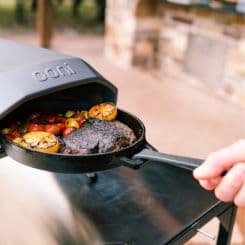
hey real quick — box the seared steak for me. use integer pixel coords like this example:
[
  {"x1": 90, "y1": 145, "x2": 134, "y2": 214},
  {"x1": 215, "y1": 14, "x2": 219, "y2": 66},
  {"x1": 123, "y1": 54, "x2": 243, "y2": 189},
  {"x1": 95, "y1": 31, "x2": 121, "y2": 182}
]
[{"x1": 61, "y1": 119, "x2": 136, "y2": 154}]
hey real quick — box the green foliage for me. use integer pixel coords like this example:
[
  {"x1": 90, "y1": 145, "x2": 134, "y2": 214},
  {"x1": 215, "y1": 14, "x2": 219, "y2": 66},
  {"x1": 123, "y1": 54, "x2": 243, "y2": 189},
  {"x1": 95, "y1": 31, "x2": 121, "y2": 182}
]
[
  {"x1": 0, "y1": 2, "x2": 35, "y2": 29},
  {"x1": 0, "y1": 1, "x2": 104, "y2": 33},
  {"x1": 54, "y1": 1, "x2": 103, "y2": 32}
]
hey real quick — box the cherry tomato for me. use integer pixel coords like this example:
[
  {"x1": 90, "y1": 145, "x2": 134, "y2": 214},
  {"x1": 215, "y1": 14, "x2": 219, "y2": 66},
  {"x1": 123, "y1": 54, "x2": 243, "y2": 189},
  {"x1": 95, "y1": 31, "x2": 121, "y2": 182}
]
[
  {"x1": 62, "y1": 127, "x2": 75, "y2": 137},
  {"x1": 5, "y1": 131, "x2": 21, "y2": 141},
  {"x1": 27, "y1": 124, "x2": 44, "y2": 132},
  {"x1": 57, "y1": 117, "x2": 66, "y2": 124},
  {"x1": 75, "y1": 116, "x2": 86, "y2": 127},
  {"x1": 44, "y1": 124, "x2": 60, "y2": 135},
  {"x1": 5, "y1": 134, "x2": 15, "y2": 141},
  {"x1": 12, "y1": 131, "x2": 21, "y2": 139},
  {"x1": 46, "y1": 115, "x2": 57, "y2": 124},
  {"x1": 57, "y1": 123, "x2": 66, "y2": 131}
]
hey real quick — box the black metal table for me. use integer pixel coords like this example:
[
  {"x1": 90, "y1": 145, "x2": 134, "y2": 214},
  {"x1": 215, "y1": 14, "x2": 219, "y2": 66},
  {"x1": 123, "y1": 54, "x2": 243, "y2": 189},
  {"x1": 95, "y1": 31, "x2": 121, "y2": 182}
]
[
  {"x1": 0, "y1": 158, "x2": 236, "y2": 245},
  {"x1": 55, "y1": 161, "x2": 236, "y2": 245}
]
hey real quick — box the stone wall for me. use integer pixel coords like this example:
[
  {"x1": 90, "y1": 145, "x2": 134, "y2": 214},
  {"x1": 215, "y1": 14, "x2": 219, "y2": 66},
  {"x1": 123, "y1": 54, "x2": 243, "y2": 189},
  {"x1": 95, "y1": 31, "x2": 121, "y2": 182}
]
[
  {"x1": 158, "y1": 4, "x2": 245, "y2": 102},
  {"x1": 105, "y1": 0, "x2": 245, "y2": 104}
]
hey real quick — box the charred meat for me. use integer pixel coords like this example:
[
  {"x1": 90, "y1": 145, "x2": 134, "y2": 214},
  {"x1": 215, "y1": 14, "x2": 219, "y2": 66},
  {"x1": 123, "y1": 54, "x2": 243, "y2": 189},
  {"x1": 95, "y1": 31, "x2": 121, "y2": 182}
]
[{"x1": 61, "y1": 119, "x2": 136, "y2": 154}]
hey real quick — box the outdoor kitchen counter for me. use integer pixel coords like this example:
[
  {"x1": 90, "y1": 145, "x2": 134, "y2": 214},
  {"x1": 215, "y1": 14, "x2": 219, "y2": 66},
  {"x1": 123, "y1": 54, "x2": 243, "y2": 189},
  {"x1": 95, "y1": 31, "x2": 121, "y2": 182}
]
[{"x1": 0, "y1": 156, "x2": 235, "y2": 245}]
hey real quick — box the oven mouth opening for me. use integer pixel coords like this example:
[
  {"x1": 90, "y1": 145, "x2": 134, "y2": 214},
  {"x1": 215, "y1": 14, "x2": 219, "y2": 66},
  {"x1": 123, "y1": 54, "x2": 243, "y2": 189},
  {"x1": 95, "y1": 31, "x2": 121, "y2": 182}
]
[{"x1": 2, "y1": 81, "x2": 116, "y2": 123}]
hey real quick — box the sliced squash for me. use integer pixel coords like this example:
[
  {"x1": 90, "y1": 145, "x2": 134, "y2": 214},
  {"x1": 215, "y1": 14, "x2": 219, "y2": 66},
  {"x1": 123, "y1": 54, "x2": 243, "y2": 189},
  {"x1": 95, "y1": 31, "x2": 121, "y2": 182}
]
[
  {"x1": 89, "y1": 103, "x2": 117, "y2": 121},
  {"x1": 16, "y1": 131, "x2": 60, "y2": 153}
]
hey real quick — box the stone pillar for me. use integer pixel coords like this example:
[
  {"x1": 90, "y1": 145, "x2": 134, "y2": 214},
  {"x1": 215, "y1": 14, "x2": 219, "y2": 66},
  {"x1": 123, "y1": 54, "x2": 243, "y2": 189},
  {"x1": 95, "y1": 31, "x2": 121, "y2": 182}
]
[{"x1": 105, "y1": 0, "x2": 162, "y2": 69}]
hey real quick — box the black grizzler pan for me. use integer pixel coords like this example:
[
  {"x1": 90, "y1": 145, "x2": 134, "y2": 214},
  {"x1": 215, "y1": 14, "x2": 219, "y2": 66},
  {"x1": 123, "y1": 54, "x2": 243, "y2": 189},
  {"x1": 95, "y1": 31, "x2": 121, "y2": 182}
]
[{"x1": 1, "y1": 109, "x2": 203, "y2": 173}]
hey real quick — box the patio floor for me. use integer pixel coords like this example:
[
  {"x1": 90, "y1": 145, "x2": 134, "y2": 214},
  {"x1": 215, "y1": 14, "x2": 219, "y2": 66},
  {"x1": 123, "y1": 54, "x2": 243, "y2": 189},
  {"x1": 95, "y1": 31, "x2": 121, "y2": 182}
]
[{"x1": 1, "y1": 30, "x2": 245, "y2": 244}]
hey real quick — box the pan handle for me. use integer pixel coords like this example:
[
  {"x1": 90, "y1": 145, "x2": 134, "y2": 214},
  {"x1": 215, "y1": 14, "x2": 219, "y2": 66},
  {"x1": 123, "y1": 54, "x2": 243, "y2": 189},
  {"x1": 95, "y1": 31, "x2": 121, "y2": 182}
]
[{"x1": 132, "y1": 149, "x2": 203, "y2": 171}]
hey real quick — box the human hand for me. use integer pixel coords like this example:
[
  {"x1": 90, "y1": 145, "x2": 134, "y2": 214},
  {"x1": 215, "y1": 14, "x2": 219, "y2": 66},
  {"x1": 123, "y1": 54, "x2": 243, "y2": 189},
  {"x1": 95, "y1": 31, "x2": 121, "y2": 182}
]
[{"x1": 193, "y1": 140, "x2": 245, "y2": 207}]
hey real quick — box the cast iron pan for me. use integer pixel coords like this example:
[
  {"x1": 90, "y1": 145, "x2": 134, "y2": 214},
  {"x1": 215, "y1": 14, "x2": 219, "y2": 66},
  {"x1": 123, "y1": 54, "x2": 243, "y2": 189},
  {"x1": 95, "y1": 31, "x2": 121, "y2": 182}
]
[{"x1": 0, "y1": 109, "x2": 203, "y2": 173}]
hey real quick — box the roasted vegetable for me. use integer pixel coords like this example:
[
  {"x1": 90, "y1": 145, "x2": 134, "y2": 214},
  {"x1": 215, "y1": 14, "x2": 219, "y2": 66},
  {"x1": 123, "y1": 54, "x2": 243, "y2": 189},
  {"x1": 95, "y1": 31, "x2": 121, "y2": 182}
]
[
  {"x1": 2, "y1": 103, "x2": 121, "y2": 154},
  {"x1": 27, "y1": 123, "x2": 44, "y2": 132},
  {"x1": 16, "y1": 131, "x2": 60, "y2": 153},
  {"x1": 75, "y1": 116, "x2": 86, "y2": 127},
  {"x1": 3, "y1": 128, "x2": 21, "y2": 140},
  {"x1": 65, "y1": 118, "x2": 80, "y2": 129},
  {"x1": 80, "y1": 111, "x2": 89, "y2": 119},
  {"x1": 62, "y1": 127, "x2": 76, "y2": 137},
  {"x1": 44, "y1": 124, "x2": 60, "y2": 135},
  {"x1": 13, "y1": 137, "x2": 23, "y2": 144},
  {"x1": 2, "y1": 128, "x2": 12, "y2": 135},
  {"x1": 89, "y1": 103, "x2": 117, "y2": 121},
  {"x1": 65, "y1": 110, "x2": 75, "y2": 118},
  {"x1": 57, "y1": 122, "x2": 66, "y2": 131},
  {"x1": 45, "y1": 115, "x2": 57, "y2": 124}
]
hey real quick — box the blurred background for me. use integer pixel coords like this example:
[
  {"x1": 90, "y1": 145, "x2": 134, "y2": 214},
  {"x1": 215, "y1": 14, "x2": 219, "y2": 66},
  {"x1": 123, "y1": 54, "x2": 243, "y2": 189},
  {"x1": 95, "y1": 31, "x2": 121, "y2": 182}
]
[{"x1": 0, "y1": 0, "x2": 245, "y2": 244}]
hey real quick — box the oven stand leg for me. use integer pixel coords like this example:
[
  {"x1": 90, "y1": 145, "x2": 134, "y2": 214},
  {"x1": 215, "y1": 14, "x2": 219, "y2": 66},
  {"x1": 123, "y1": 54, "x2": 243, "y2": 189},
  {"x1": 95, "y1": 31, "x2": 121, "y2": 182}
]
[{"x1": 216, "y1": 205, "x2": 237, "y2": 245}]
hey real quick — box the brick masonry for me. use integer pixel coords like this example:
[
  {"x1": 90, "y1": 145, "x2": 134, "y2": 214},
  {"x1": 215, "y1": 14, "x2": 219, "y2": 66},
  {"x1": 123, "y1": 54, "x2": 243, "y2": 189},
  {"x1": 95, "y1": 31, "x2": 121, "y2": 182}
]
[{"x1": 105, "y1": 0, "x2": 245, "y2": 105}]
